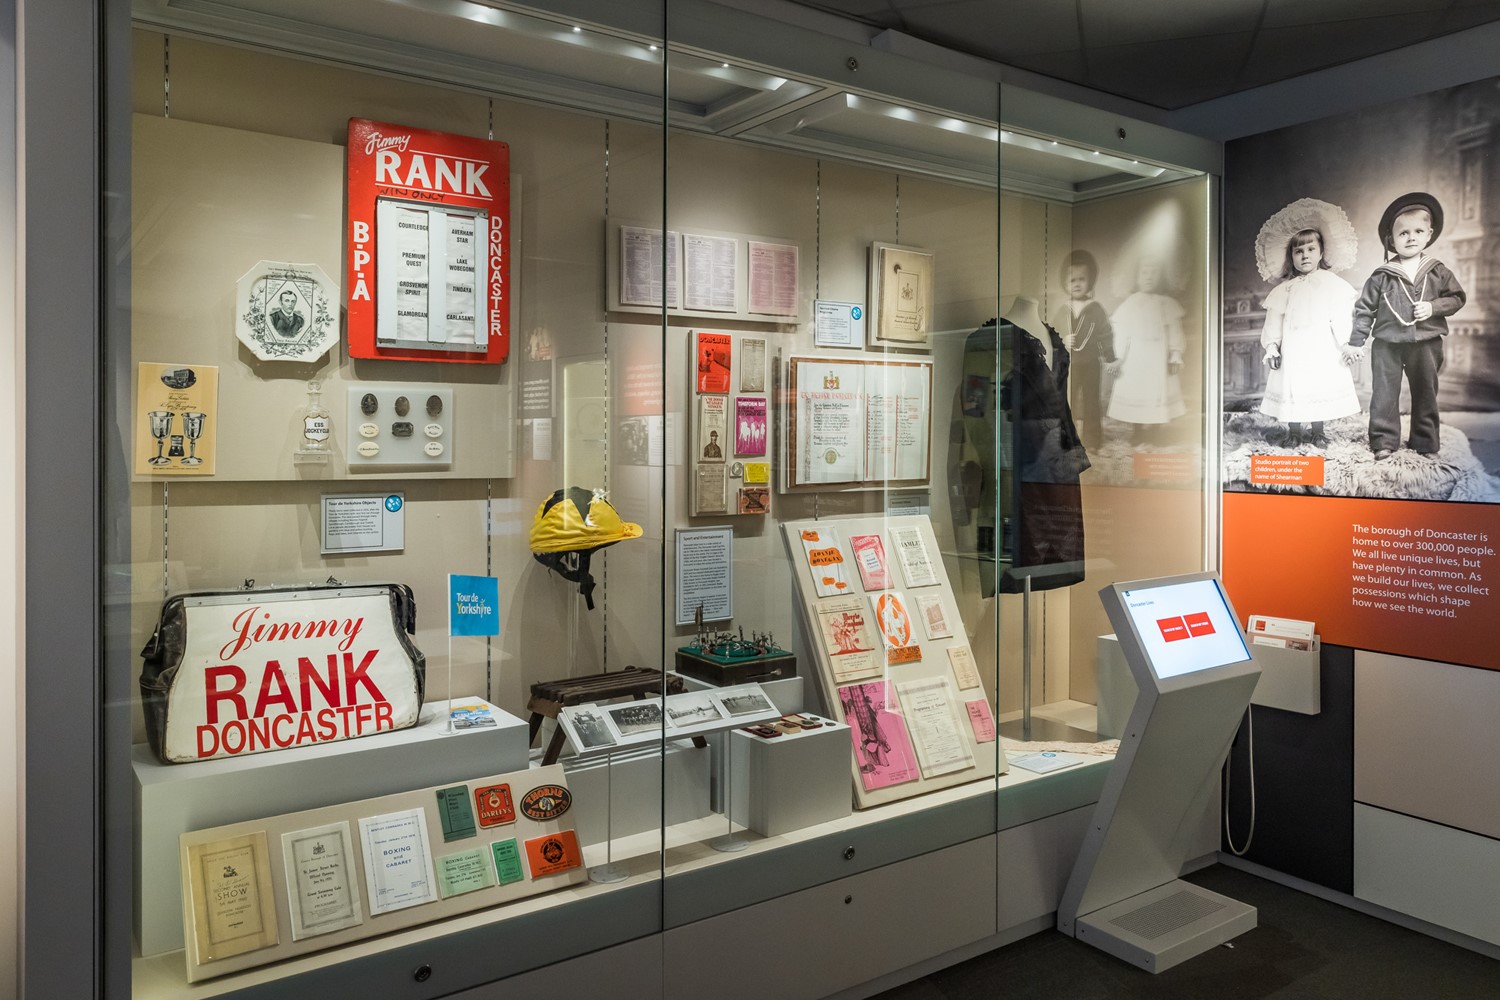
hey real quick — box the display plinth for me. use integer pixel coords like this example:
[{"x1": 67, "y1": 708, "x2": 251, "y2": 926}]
[
  {"x1": 729, "y1": 716, "x2": 851, "y2": 837},
  {"x1": 1075, "y1": 879, "x2": 1257, "y2": 973},
  {"x1": 565, "y1": 741, "x2": 713, "y2": 847},
  {"x1": 134, "y1": 697, "x2": 527, "y2": 956}
]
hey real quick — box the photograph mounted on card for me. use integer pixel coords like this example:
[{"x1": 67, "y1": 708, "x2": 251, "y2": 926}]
[
  {"x1": 346, "y1": 118, "x2": 509, "y2": 364},
  {"x1": 867, "y1": 243, "x2": 933, "y2": 349},
  {"x1": 235, "y1": 261, "x2": 338, "y2": 363},
  {"x1": 135, "y1": 363, "x2": 218, "y2": 476}
]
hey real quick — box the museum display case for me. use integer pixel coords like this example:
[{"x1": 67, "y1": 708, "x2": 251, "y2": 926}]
[{"x1": 97, "y1": 1, "x2": 1221, "y2": 996}]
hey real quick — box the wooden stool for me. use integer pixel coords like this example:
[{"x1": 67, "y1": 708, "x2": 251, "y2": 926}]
[{"x1": 526, "y1": 666, "x2": 702, "y2": 764}]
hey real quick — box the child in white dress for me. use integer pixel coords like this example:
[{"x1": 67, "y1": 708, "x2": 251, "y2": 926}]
[
  {"x1": 1106, "y1": 256, "x2": 1186, "y2": 437},
  {"x1": 1254, "y1": 198, "x2": 1361, "y2": 447}
]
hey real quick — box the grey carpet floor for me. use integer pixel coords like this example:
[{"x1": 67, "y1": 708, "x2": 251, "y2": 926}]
[{"x1": 872, "y1": 866, "x2": 1498, "y2": 1000}]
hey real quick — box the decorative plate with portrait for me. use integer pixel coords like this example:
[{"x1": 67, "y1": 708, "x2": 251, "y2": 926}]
[{"x1": 236, "y1": 260, "x2": 338, "y2": 362}]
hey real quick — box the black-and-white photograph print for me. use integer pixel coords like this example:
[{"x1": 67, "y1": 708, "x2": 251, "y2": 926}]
[
  {"x1": 606, "y1": 701, "x2": 664, "y2": 738},
  {"x1": 716, "y1": 688, "x2": 775, "y2": 717},
  {"x1": 566, "y1": 708, "x2": 616, "y2": 751},
  {"x1": 665, "y1": 692, "x2": 726, "y2": 728},
  {"x1": 1222, "y1": 76, "x2": 1500, "y2": 503}
]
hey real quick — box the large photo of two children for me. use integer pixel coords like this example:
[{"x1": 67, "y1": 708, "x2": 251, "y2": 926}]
[{"x1": 1223, "y1": 76, "x2": 1500, "y2": 503}]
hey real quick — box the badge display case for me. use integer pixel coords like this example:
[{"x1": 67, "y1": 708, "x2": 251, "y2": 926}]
[{"x1": 100, "y1": 1, "x2": 1220, "y2": 996}]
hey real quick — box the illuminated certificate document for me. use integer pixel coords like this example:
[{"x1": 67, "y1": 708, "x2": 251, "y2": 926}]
[
  {"x1": 896, "y1": 676, "x2": 974, "y2": 778},
  {"x1": 185, "y1": 832, "x2": 279, "y2": 964},
  {"x1": 796, "y1": 361, "x2": 866, "y2": 484},
  {"x1": 359, "y1": 808, "x2": 438, "y2": 915},
  {"x1": 281, "y1": 821, "x2": 363, "y2": 940}
]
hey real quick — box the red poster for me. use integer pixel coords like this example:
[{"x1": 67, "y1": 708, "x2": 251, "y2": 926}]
[
  {"x1": 1223, "y1": 492, "x2": 1500, "y2": 670},
  {"x1": 346, "y1": 118, "x2": 510, "y2": 364},
  {"x1": 695, "y1": 332, "x2": 732, "y2": 393}
]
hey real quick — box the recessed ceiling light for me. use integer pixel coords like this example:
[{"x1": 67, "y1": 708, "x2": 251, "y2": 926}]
[{"x1": 572, "y1": 25, "x2": 581, "y2": 32}]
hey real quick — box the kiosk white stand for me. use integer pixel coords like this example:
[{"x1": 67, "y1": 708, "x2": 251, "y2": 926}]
[{"x1": 1057, "y1": 572, "x2": 1261, "y2": 973}]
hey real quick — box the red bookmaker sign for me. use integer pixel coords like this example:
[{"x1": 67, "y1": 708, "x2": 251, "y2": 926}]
[{"x1": 346, "y1": 118, "x2": 510, "y2": 364}]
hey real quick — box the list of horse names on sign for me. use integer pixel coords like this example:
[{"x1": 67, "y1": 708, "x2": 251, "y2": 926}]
[{"x1": 1350, "y1": 522, "x2": 1495, "y2": 620}]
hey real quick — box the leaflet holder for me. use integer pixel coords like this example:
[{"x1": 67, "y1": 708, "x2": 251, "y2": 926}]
[{"x1": 1057, "y1": 572, "x2": 1261, "y2": 973}]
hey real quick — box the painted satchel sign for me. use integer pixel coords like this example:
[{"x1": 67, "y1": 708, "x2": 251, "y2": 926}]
[{"x1": 140, "y1": 585, "x2": 426, "y2": 763}]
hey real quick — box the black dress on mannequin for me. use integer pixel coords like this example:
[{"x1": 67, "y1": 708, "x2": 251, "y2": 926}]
[{"x1": 997, "y1": 318, "x2": 1089, "y2": 593}]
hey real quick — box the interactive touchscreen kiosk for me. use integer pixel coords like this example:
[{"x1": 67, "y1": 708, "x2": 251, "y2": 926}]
[{"x1": 1057, "y1": 572, "x2": 1261, "y2": 973}]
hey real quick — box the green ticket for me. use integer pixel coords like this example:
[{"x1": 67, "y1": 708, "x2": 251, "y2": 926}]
[
  {"x1": 435, "y1": 785, "x2": 477, "y2": 842},
  {"x1": 435, "y1": 848, "x2": 495, "y2": 899},
  {"x1": 491, "y1": 838, "x2": 525, "y2": 885}
]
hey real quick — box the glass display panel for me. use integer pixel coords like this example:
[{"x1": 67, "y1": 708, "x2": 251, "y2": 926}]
[{"x1": 116, "y1": 4, "x2": 669, "y2": 995}]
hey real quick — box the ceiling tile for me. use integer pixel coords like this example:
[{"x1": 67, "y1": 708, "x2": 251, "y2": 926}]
[
  {"x1": 901, "y1": 0, "x2": 1080, "y2": 58},
  {"x1": 1238, "y1": 12, "x2": 1445, "y2": 90},
  {"x1": 1434, "y1": 2, "x2": 1500, "y2": 32},
  {"x1": 1080, "y1": 0, "x2": 1262, "y2": 46},
  {"x1": 1262, "y1": 0, "x2": 1451, "y2": 29},
  {"x1": 1002, "y1": 48, "x2": 1090, "y2": 83},
  {"x1": 1085, "y1": 32, "x2": 1256, "y2": 108}
]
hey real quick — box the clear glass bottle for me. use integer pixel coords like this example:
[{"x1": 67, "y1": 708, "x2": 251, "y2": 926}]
[{"x1": 300, "y1": 379, "x2": 331, "y2": 454}]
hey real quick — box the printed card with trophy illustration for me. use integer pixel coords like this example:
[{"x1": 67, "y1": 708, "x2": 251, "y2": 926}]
[{"x1": 135, "y1": 363, "x2": 219, "y2": 476}]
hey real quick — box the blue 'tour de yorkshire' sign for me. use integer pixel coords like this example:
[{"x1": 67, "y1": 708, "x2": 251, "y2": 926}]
[{"x1": 448, "y1": 574, "x2": 500, "y2": 637}]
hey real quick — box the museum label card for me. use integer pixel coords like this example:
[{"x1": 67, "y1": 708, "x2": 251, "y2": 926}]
[
  {"x1": 748, "y1": 240, "x2": 799, "y2": 316},
  {"x1": 814, "y1": 299, "x2": 865, "y2": 348},
  {"x1": 890, "y1": 524, "x2": 939, "y2": 587},
  {"x1": 871, "y1": 591, "x2": 921, "y2": 664},
  {"x1": 740, "y1": 337, "x2": 767, "y2": 392},
  {"x1": 965, "y1": 699, "x2": 997, "y2": 743},
  {"x1": 676, "y1": 526, "x2": 732, "y2": 623},
  {"x1": 838, "y1": 680, "x2": 921, "y2": 792},
  {"x1": 947, "y1": 645, "x2": 982, "y2": 691},
  {"x1": 524, "y1": 830, "x2": 583, "y2": 877},
  {"x1": 435, "y1": 847, "x2": 496, "y2": 899},
  {"x1": 491, "y1": 839, "x2": 526, "y2": 885},
  {"x1": 896, "y1": 676, "x2": 975, "y2": 778},
  {"x1": 816, "y1": 595, "x2": 882, "y2": 683},
  {"x1": 185, "y1": 832, "x2": 279, "y2": 964},
  {"x1": 849, "y1": 533, "x2": 892, "y2": 591},
  {"x1": 473, "y1": 784, "x2": 516, "y2": 828},
  {"x1": 916, "y1": 594, "x2": 952, "y2": 639},
  {"x1": 281, "y1": 821, "x2": 362, "y2": 941},
  {"x1": 735, "y1": 397, "x2": 768, "y2": 456},
  {"x1": 359, "y1": 809, "x2": 437, "y2": 915},
  {"x1": 800, "y1": 526, "x2": 852, "y2": 597},
  {"x1": 435, "y1": 785, "x2": 477, "y2": 842}
]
